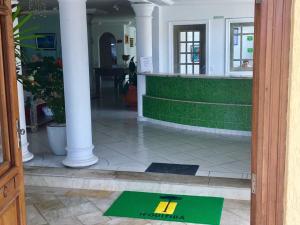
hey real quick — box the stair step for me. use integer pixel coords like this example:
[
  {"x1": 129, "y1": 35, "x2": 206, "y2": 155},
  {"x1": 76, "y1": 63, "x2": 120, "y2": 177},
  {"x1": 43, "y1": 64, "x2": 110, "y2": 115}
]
[{"x1": 24, "y1": 166, "x2": 251, "y2": 200}]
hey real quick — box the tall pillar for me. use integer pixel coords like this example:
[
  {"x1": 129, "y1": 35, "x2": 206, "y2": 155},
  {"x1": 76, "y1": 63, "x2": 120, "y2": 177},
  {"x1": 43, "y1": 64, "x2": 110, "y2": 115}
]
[
  {"x1": 58, "y1": 0, "x2": 98, "y2": 167},
  {"x1": 131, "y1": 2, "x2": 155, "y2": 120},
  {"x1": 12, "y1": 0, "x2": 34, "y2": 162}
]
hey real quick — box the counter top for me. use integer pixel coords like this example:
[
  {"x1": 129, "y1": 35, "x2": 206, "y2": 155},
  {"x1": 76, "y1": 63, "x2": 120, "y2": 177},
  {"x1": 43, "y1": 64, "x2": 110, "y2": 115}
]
[{"x1": 139, "y1": 72, "x2": 252, "y2": 80}]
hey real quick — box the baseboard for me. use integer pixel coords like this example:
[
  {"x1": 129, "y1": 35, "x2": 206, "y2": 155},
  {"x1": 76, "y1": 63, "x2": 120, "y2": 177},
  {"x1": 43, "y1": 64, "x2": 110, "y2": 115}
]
[{"x1": 141, "y1": 117, "x2": 252, "y2": 137}]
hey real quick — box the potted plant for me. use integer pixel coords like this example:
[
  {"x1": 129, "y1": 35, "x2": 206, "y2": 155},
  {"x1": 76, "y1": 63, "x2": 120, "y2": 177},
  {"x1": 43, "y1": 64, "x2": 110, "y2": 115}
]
[
  {"x1": 25, "y1": 57, "x2": 66, "y2": 156},
  {"x1": 122, "y1": 54, "x2": 130, "y2": 67},
  {"x1": 119, "y1": 57, "x2": 137, "y2": 108}
]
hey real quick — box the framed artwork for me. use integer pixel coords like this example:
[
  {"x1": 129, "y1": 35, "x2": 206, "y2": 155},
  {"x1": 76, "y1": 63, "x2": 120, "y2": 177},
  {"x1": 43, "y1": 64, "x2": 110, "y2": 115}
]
[
  {"x1": 35, "y1": 33, "x2": 56, "y2": 50},
  {"x1": 125, "y1": 34, "x2": 129, "y2": 44},
  {"x1": 130, "y1": 38, "x2": 134, "y2": 47}
]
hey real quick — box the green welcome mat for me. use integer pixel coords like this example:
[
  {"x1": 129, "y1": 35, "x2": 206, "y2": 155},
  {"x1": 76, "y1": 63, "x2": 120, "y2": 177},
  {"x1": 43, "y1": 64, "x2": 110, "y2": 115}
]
[{"x1": 104, "y1": 191, "x2": 224, "y2": 225}]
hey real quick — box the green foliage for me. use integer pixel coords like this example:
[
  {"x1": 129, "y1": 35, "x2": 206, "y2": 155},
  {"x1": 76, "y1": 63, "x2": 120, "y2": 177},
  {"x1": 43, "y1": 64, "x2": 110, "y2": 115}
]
[
  {"x1": 12, "y1": 6, "x2": 65, "y2": 124},
  {"x1": 119, "y1": 57, "x2": 137, "y2": 95},
  {"x1": 12, "y1": 5, "x2": 42, "y2": 78},
  {"x1": 25, "y1": 57, "x2": 65, "y2": 124}
]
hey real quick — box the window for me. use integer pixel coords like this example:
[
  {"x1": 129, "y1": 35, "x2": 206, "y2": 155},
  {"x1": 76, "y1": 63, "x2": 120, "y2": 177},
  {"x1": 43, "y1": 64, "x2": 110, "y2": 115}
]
[
  {"x1": 173, "y1": 25, "x2": 206, "y2": 75},
  {"x1": 226, "y1": 19, "x2": 254, "y2": 76}
]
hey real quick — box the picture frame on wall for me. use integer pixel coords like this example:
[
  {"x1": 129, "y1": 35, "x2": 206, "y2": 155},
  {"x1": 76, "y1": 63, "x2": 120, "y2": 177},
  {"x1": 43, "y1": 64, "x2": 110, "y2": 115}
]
[
  {"x1": 36, "y1": 33, "x2": 57, "y2": 50},
  {"x1": 130, "y1": 38, "x2": 134, "y2": 47},
  {"x1": 125, "y1": 34, "x2": 129, "y2": 44}
]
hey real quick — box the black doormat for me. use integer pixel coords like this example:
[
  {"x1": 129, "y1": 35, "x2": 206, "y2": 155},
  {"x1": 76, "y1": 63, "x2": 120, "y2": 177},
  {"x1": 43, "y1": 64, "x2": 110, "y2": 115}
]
[{"x1": 145, "y1": 163, "x2": 199, "y2": 176}]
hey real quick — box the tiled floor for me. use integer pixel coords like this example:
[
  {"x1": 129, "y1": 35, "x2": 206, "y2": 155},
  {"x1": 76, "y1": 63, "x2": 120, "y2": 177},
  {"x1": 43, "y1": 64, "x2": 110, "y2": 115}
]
[
  {"x1": 26, "y1": 186, "x2": 250, "y2": 225},
  {"x1": 25, "y1": 84, "x2": 251, "y2": 179}
]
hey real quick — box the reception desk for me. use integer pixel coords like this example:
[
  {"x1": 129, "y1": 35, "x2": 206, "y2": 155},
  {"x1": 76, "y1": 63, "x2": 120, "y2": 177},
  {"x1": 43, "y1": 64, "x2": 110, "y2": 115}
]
[{"x1": 142, "y1": 74, "x2": 252, "y2": 132}]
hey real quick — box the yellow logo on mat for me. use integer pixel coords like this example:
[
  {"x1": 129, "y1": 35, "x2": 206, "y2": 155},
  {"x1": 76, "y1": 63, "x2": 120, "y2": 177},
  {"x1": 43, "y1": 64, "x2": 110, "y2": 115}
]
[{"x1": 155, "y1": 201, "x2": 178, "y2": 215}]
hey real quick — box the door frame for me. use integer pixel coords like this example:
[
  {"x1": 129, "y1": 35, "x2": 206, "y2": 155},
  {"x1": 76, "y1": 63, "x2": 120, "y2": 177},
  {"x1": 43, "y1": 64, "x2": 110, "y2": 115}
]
[
  {"x1": 251, "y1": 0, "x2": 292, "y2": 224},
  {"x1": 99, "y1": 32, "x2": 117, "y2": 67},
  {"x1": 0, "y1": 0, "x2": 294, "y2": 224}
]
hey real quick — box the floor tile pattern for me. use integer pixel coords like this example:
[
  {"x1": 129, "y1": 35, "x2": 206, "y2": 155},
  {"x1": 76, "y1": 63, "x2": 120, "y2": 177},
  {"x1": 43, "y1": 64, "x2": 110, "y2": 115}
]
[
  {"x1": 26, "y1": 186, "x2": 250, "y2": 225},
  {"x1": 25, "y1": 85, "x2": 251, "y2": 179}
]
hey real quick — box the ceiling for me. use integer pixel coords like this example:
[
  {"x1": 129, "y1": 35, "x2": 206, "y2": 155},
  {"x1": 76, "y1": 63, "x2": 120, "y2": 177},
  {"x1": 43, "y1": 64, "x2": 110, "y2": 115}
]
[
  {"x1": 171, "y1": 0, "x2": 253, "y2": 4},
  {"x1": 19, "y1": 0, "x2": 252, "y2": 16},
  {"x1": 19, "y1": 0, "x2": 135, "y2": 17}
]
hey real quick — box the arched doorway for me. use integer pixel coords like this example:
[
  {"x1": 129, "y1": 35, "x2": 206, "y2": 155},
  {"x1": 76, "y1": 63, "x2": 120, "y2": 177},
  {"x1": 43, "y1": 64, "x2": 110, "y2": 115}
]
[{"x1": 99, "y1": 32, "x2": 117, "y2": 67}]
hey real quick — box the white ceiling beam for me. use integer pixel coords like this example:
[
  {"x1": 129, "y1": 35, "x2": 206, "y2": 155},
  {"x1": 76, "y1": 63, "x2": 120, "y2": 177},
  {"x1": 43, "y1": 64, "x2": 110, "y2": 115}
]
[
  {"x1": 172, "y1": 0, "x2": 253, "y2": 5},
  {"x1": 129, "y1": 0, "x2": 174, "y2": 6},
  {"x1": 147, "y1": 0, "x2": 174, "y2": 5}
]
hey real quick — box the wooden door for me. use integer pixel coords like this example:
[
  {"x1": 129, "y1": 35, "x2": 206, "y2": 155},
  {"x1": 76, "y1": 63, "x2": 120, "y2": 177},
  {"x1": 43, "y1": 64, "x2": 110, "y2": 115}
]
[
  {"x1": 100, "y1": 32, "x2": 117, "y2": 67},
  {"x1": 0, "y1": 0, "x2": 26, "y2": 224},
  {"x1": 251, "y1": 0, "x2": 292, "y2": 224}
]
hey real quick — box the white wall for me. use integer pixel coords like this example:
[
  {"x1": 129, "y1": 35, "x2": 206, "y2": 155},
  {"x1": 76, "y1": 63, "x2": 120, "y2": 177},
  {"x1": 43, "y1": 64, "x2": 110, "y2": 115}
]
[
  {"x1": 91, "y1": 18, "x2": 135, "y2": 67},
  {"x1": 155, "y1": 1, "x2": 255, "y2": 75},
  {"x1": 124, "y1": 25, "x2": 137, "y2": 61},
  {"x1": 152, "y1": 6, "x2": 161, "y2": 73}
]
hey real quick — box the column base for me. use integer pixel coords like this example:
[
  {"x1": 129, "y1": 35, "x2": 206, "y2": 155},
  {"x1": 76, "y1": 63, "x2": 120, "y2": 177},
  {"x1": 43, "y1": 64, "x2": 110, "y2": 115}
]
[
  {"x1": 137, "y1": 116, "x2": 146, "y2": 122},
  {"x1": 22, "y1": 143, "x2": 34, "y2": 162},
  {"x1": 63, "y1": 145, "x2": 99, "y2": 168}
]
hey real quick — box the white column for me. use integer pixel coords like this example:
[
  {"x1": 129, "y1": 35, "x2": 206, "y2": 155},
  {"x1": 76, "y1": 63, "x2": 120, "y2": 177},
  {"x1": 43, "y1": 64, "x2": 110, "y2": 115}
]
[
  {"x1": 58, "y1": 0, "x2": 98, "y2": 167},
  {"x1": 131, "y1": 2, "x2": 155, "y2": 120},
  {"x1": 12, "y1": 0, "x2": 34, "y2": 162},
  {"x1": 18, "y1": 80, "x2": 34, "y2": 162}
]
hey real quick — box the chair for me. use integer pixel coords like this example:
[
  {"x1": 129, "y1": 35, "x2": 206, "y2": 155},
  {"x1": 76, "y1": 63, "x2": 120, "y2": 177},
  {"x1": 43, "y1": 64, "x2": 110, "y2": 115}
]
[{"x1": 94, "y1": 67, "x2": 127, "y2": 98}]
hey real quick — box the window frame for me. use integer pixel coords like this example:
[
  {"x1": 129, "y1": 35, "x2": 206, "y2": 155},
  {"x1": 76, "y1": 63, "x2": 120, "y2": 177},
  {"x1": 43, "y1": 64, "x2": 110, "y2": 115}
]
[{"x1": 225, "y1": 18, "x2": 255, "y2": 77}]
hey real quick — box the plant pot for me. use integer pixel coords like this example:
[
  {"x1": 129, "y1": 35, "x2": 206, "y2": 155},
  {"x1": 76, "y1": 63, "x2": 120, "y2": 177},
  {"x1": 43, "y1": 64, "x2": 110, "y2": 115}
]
[
  {"x1": 47, "y1": 124, "x2": 67, "y2": 156},
  {"x1": 123, "y1": 85, "x2": 137, "y2": 109}
]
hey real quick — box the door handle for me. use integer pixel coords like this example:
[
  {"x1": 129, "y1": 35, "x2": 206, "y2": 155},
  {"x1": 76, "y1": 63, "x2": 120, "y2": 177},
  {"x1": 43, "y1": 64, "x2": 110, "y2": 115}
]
[
  {"x1": 18, "y1": 129, "x2": 25, "y2": 136},
  {"x1": 16, "y1": 120, "x2": 25, "y2": 150}
]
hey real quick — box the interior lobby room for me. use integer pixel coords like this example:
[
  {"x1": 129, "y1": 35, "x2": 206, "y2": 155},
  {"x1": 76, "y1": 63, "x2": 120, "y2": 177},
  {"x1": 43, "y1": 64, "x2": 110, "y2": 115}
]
[
  {"x1": 1, "y1": 0, "x2": 297, "y2": 224},
  {"x1": 18, "y1": 0, "x2": 254, "y2": 224},
  {"x1": 21, "y1": 0, "x2": 253, "y2": 179}
]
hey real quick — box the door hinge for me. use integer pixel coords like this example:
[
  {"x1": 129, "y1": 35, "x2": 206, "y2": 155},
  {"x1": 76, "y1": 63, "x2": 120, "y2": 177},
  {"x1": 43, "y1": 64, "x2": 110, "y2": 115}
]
[
  {"x1": 252, "y1": 173, "x2": 257, "y2": 194},
  {"x1": 16, "y1": 120, "x2": 25, "y2": 151}
]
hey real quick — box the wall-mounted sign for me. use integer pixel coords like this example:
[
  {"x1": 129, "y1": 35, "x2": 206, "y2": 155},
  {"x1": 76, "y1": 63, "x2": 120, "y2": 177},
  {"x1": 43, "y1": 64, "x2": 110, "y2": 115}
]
[
  {"x1": 247, "y1": 35, "x2": 253, "y2": 41},
  {"x1": 140, "y1": 57, "x2": 153, "y2": 73}
]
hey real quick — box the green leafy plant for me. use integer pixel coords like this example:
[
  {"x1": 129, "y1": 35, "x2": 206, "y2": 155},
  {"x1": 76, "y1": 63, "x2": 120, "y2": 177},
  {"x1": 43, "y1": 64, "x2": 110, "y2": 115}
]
[
  {"x1": 119, "y1": 57, "x2": 137, "y2": 95},
  {"x1": 25, "y1": 57, "x2": 65, "y2": 124},
  {"x1": 12, "y1": 6, "x2": 65, "y2": 124},
  {"x1": 12, "y1": 5, "x2": 42, "y2": 78}
]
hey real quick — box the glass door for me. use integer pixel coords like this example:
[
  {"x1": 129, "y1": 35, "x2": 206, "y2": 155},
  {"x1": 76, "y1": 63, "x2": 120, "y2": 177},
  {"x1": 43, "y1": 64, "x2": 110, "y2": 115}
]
[{"x1": 0, "y1": 23, "x2": 12, "y2": 174}]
